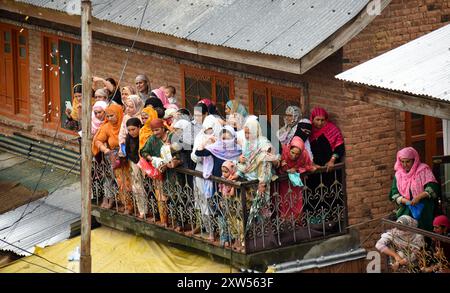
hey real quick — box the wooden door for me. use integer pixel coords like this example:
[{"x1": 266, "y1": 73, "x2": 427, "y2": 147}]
[{"x1": 0, "y1": 27, "x2": 15, "y2": 114}]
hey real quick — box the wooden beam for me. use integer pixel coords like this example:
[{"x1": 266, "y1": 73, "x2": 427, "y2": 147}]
[
  {"x1": 80, "y1": 0, "x2": 92, "y2": 274},
  {"x1": 345, "y1": 83, "x2": 450, "y2": 120},
  {"x1": 300, "y1": 0, "x2": 392, "y2": 73},
  {"x1": 0, "y1": 0, "x2": 301, "y2": 74}
]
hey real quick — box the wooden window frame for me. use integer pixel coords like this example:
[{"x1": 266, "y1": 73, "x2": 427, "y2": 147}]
[
  {"x1": 0, "y1": 22, "x2": 30, "y2": 122},
  {"x1": 248, "y1": 80, "x2": 304, "y2": 121},
  {"x1": 180, "y1": 65, "x2": 234, "y2": 114},
  {"x1": 41, "y1": 32, "x2": 80, "y2": 134},
  {"x1": 405, "y1": 112, "x2": 443, "y2": 166}
]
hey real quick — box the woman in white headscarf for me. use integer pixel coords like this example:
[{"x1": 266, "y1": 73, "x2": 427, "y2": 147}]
[
  {"x1": 277, "y1": 106, "x2": 301, "y2": 145},
  {"x1": 375, "y1": 215, "x2": 425, "y2": 272},
  {"x1": 189, "y1": 115, "x2": 222, "y2": 239},
  {"x1": 118, "y1": 94, "x2": 144, "y2": 154},
  {"x1": 237, "y1": 118, "x2": 279, "y2": 231},
  {"x1": 135, "y1": 74, "x2": 151, "y2": 102}
]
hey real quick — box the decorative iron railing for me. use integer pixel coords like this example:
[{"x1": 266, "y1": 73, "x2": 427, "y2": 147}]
[
  {"x1": 91, "y1": 155, "x2": 347, "y2": 254},
  {"x1": 380, "y1": 219, "x2": 450, "y2": 273}
]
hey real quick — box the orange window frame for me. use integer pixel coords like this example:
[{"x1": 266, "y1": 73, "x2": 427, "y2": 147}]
[
  {"x1": 180, "y1": 65, "x2": 235, "y2": 114},
  {"x1": 248, "y1": 80, "x2": 303, "y2": 121},
  {"x1": 0, "y1": 22, "x2": 30, "y2": 122},
  {"x1": 405, "y1": 112, "x2": 443, "y2": 166},
  {"x1": 41, "y1": 33, "x2": 80, "y2": 133}
]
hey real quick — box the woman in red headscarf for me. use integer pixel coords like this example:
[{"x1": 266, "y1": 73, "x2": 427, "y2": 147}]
[
  {"x1": 278, "y1": 137, "x2": 316, "y2": 221},
  {"x1": 306, "y1": 107, "x2": 345, "y2": 226},
  {"x1": 309, "y1": 107, "x2": 345, "y2": 169},
  {"x1": 390, "y1": 147, "x2": 438, "y2": 231}
]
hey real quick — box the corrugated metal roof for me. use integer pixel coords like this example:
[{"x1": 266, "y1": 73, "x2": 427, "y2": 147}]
[
  {"x1": 16, "y1": 0, "x2": 370, "y2": 59},
  {"x1": 0, "y1": 182, "x2": 80, "y2": 256},
  {"x1": 336, "y1": 23, "x2": 450, "y2": 102}
]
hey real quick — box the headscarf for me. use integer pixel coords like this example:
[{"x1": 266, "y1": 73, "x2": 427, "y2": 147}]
[
  {"x1": 91, "y1": 101, "x2": 108, "y2": 135},
  {"x1": 277, "y1": 106, "x2": 301, "y2": 145},
  {"x1": 309, "y1": 107, "x2": 344, "y2": 151},
  {"x1": 220, "y1": 160, "x2": 237, "y2": 197},
  {"x1": 377, "y1": 215, "x2": 425, "y2": 260},
  {"x1": 281, "y1": 136, "x2": 314, "y2": 174},
  {"x1": 394, "y1": 147, "x2": 437, "y2": 199},
  {"x1": 433, "y1": 215, "x2": 450, "y2": 229},
  {"x1": 95, "y1": 88, "x2": 108, "y2": 99},
  {"x1": 125, "y1": 117, "x2": 142, "y2": 164},
  {"x1": 151, "y1": 87, "x2": 170, "y2": 107},
  {"x1": 238, "y1": 118, "x2": 278, "y2": 181},
  {"x1": 203, "y1": 126, "x2": 242, "y2": 179},
  {"x1": 92, "y1": 104, "x2": 123, "y2": 155},
  {"x1": 119, "y1": 94, "x2": 144, "y2": 145},
  {"x1": 120, "y1": 86, "x2": 136, "y2": 105},
  {"x1": 139, "y1": 106, "x2": 158, "y2": 150},
  {"x1": 199, "y1": 98, "x2": 212, "y2": 107},
  {"x1": 191, "y1": 115, "x2": 222, "y2": 164},
  {"x1": 222, "y1": 160, "x2": 237, "y2": 178},
  {"x1": 172, "y1": 119, "x2": 194, "y2": 146},
  {"x1": 150, "y1": 118, "x2": 165, "y2": 130},
  {"x1": 145, "y1": 97, "x2": 164, "y2": 110},
  {"x1": 135, "y1": 75, "x2": 151, "y2": 102},
  {"x1": 70, "y1": 84, "x2": 82, "y2": 120},
  {"x1": 226, "y1": 100, "x2": 248, "y2": 117},
  {"x1": 297, "y1": 118, "x2": 312, "y2": 142}
]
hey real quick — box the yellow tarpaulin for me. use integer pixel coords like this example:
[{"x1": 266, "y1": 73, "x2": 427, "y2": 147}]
[{"x1": 0, "y1": 226, "x2": 237, "y2": 273}]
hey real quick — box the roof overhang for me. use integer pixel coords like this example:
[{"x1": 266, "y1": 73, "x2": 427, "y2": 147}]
[
  {"x1": 343, "y1": 83, "x2": 450, "y2": 120},
  {"x1": 0, "y1": 0, "x2": 389, "y2": 75}
]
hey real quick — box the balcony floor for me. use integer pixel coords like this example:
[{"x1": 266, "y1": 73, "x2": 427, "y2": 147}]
[{"x1": 92, "y1": 205, "x2": 359, "y2": 270}]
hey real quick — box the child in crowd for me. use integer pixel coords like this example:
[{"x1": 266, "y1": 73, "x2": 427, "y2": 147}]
[
  {"x1": 164, "y1": 85, "x2": 178, "y2": 107},
  {"x1": 219, "y1": 160, "x2": 244, "y2": 250}
]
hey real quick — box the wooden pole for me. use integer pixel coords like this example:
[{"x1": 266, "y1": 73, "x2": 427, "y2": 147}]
[{"x1": 80, "y1": 0, "x2": 92, "y2": 273}]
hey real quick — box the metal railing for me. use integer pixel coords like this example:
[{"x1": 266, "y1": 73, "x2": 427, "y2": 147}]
[
  {"x1": 380, "y1": 219, "x2": 450, "y2": 273},
  {"x1": 91, "y1": 155, "x2": 347, "y2": 254}
]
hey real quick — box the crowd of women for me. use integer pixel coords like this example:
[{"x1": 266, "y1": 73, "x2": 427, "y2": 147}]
[
  {"x1": 65, "y1": 73, "x2": 449, "y2": 267},
  {"x1": 64, "y1": 74, "x2": 347, "y2": 250}
]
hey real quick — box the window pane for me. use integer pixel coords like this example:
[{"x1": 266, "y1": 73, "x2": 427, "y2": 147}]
[
  {"x1": 73, "y1": 43, "x2": 82, "y2": 85},
  {"x1": 252, "y1": 88, "x2": 267, "y2": 116},
  {"x1": 19, "y1": 47, "x2": 26, "y2": 58},
  {"x1": 436, "y1": 117, "x2": 443, "y2": 132},
  {"x1": 4, "y1": 43, "x2": 11, "y2": 53},
  {"x1": 436, "y1": 137, "x2": 444, "y2": 157},
  {"x1": 51, "y1": 43, "x2": 58, "y2": 65},
  {"x1": 184, "y1": 75, "x2": 212, "y2": 113},
  {"x1": 19, "y1": 35, "x2": 26, "y2": 45},
  {"x1": 411, "y1": 113, "x2": 424, "y2": 135},
  {"x1": 412, "y1": 140, "x2": 425, "y2": 163},
  {"x1": 4, "y1": 31, "x2": 10, "y2": 42},
  {"x1": 215, "y1": 80, "x2": 230, "y2": 117},
  {"x1": 272, "y1": 94, "x2": 300, "y2": 115},
  {"x1": 59, "y1": 40, "x2": 72, "y2": 128}
]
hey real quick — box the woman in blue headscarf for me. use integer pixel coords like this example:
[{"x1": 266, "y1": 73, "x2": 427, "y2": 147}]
[{"x1": 225, "y1": 100, "x2": 248, "y2": 118}]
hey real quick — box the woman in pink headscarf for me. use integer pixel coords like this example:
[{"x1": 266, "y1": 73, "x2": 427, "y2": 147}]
[
  {"x1": 151, "y1": 87, "x2": 171, "y2": 108},
  {"x1": 277, "y1": 136, "x2": 316, "y2": 221},
  {"x1": 91, "y1": 101, "x2": 108, "y2": 135},
  {"x1": 390, "y1": 147, "x2": 438, "y2": 231}
]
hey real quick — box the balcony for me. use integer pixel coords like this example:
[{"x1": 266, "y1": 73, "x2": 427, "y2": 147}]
[{"x1": 90, "y1": 159, "x2": 354, "y2": 269}]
